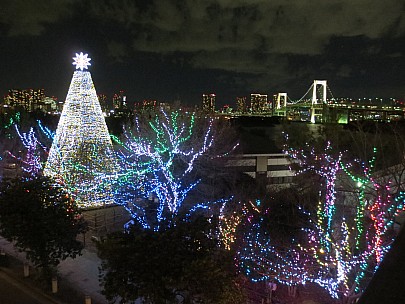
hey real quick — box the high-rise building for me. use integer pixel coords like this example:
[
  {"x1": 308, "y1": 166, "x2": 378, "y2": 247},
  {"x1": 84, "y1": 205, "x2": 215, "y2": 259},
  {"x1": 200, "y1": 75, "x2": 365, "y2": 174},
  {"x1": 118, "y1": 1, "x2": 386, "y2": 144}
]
[
  {"x1": 113, "y1": 90, "x2": 127, "y2": 109},
  {"x1": 250, "y1": 93, "x2": 268, "y2": 113},
  {"x1": 202, "y1": 93, "x2": 216, "y2": 113},
  {"x1": 236, "y1": 96, "x2": 247, "y2": 113},
  {"x1": 5, "y1": 88, "x2": 45, "y2": 112}
]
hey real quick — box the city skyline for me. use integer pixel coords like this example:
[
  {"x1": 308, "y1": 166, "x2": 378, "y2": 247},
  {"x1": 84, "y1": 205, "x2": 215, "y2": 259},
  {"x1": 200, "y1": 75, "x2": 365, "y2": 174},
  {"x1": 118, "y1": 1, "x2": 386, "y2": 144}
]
[{"x1": 1, "y1": 1, "x2": 405, "y2": 107}]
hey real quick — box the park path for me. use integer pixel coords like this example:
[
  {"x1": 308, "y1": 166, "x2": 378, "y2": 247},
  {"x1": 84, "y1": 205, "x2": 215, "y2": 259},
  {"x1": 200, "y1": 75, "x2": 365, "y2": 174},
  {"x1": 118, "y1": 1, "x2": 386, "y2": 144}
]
[{"x1": 0, "y1": 236, "x2": 108, "y2": 304}]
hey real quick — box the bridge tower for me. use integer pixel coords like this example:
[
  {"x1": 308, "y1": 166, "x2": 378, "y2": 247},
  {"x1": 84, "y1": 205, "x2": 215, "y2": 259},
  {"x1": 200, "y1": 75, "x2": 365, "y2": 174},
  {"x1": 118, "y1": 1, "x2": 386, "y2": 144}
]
[
  {"x1": 310, "y1": 80, "x2": 327, "y2": 123},
  {"x1": 273, "y1": 93, "x2": 287, "y2": 116}
]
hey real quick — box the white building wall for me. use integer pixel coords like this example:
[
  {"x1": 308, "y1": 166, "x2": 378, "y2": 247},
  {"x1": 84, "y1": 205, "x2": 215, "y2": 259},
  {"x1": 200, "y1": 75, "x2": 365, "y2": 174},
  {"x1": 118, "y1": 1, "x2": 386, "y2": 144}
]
[{"x1": 225, "y1": 153, "x2": 294, "y2": 188}]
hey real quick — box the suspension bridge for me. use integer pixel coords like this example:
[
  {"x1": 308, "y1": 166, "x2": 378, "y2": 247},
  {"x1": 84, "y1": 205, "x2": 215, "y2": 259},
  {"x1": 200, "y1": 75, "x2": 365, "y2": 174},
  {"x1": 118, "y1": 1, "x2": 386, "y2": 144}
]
[{"x1": 224, "y1": 80, "x2": 404, "y2": 124}]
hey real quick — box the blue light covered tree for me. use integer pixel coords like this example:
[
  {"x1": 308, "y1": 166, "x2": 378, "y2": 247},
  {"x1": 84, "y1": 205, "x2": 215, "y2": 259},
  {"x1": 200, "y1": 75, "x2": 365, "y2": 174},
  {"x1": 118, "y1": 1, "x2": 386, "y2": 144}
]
[{"x1": 112, "y1": 109, "x2": 237, "y2": 229}]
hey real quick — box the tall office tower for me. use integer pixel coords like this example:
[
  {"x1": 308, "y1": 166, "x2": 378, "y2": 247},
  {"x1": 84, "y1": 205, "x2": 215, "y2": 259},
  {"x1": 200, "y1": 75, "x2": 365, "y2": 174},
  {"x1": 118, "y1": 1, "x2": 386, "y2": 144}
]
[
  {"x1": 113, "y1": 90, "x2": 127, "y2": 109},
  {"x1": 236, "y1": 96, "x2": 247, "y2": 113},
  {"x1": 272, "y1": 94, "x2": 278, "y2": 109},
  {"x1": 30, "y1": 89, "x2": 45, "y2": 110},
  {"x1": 44, "y1": 52, "x2": 117, "y2": 208},
  {"x1": 202, "y1": 93, "x2": 216, "y2": 113},
  {"x1": 250, "y1": 93, "x2": 268, "y2": 114}
]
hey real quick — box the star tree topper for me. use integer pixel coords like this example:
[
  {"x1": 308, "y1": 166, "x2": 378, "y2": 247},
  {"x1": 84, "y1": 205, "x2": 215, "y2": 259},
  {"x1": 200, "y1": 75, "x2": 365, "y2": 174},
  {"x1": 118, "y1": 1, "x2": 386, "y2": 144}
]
[{"x1": 72, "y1": 52, "x2": 91, "y2": 70}]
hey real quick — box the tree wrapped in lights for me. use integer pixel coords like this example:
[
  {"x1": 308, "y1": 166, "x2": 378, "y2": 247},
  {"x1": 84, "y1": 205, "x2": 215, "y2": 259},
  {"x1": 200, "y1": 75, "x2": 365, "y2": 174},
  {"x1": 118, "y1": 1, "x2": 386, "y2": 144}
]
[
  {"x1": 5, "y1": 125, "x2": 48, "y2": 177},
  {"x1": 1, "y1": 112, "x2": 20, "y2": 138},
  {"x1": 112, "y1": 109, "x2": 236, "y2": 229},
  {"x1": 285, "y1": 142, "x2": 405, "y2": 302},
  {"x1": 341, "y1": 149, "x2": 405, "y2": 266},
  {"x1": 36, "y1": 119, "x2": 55, "y2": 143},
  {"x1": 286, "y1": 142, "x2": 368, "y2": 301},
  {"x1": 285, "y1": 141, "x2": 343, "y2": 234},
  {"x1": 3, "y1": 120, "x2": 54, "y2": 178},
  {"x1": 44, "y1": 53, "x2": 118, "y2": 207},
  {"x1": 234, "y1": 199, "x2": 314, "y2": 295},
  {"x1": 218, "y1": 200, "x2": 249, "y2": 251},
  {"x1": 237, "y1": 220, "x2": 312, "y2": 288}
]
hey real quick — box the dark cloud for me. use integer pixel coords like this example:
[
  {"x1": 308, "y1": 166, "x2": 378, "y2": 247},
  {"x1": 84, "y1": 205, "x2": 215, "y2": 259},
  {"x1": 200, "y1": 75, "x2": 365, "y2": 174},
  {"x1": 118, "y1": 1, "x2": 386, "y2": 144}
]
[
  {"x1": 0, "y1": 0, "x2": 404, "y2": 104},
  {"x1": 2, "y1": 1, "x2": 404, "y2": 55},
  {"x1": 106, "y1": 41, "x2": 130, "y2": 62},
  {"x1": 85, "y1": 0, "x2": 405, "y2": 96},
  {"x1": 0, "y1": 0, "x2": 76, "y2": 36},
  {"x1": 92, "y1": 1, "x2": 405, "y2": 54}
]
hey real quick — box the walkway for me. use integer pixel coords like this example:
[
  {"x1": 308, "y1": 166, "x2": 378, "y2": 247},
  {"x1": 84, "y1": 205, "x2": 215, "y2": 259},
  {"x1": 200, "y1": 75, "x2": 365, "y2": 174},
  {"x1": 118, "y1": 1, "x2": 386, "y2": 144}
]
[{"x1": 0, "y1": 236, "x2": 108, "y2": 304}]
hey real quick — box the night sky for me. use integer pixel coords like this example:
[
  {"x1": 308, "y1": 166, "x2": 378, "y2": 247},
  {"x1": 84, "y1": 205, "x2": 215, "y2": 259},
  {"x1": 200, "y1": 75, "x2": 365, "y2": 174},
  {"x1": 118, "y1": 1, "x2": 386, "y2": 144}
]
[{"x1": 1, "y1": 0, "x2": 404, "y2": 107}]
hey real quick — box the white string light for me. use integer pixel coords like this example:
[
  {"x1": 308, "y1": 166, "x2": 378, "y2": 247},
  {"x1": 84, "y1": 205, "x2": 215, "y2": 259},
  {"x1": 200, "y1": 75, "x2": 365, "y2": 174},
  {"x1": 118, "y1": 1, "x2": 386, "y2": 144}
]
[{"x1": 44, "y1": 56, "x2": 117, "y2": 208}]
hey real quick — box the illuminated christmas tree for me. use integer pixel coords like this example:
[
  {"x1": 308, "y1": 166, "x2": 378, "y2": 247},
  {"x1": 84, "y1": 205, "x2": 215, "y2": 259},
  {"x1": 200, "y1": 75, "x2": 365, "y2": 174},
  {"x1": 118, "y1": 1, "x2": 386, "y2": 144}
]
[{"x1": 44, "y1": 52, "x2": 117, "y2": 208}]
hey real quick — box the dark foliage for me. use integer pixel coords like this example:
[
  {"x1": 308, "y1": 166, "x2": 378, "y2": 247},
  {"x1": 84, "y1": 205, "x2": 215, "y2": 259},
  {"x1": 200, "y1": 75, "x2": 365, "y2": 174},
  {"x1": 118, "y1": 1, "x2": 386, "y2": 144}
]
[
  {"x1": 97, "y1": 216, "x2": 245, "y2": 304},
  {"x1": 0, "y1": 176, "x2": 88, "y2": 272}
]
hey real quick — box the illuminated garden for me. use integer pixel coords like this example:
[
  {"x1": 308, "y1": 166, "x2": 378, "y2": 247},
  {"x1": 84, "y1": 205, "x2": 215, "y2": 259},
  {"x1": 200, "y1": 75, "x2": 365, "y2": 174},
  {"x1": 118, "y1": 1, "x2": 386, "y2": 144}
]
[{"x1": 1, "y1": 53, "x2": 405, "y2": 304}]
